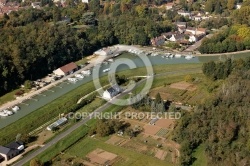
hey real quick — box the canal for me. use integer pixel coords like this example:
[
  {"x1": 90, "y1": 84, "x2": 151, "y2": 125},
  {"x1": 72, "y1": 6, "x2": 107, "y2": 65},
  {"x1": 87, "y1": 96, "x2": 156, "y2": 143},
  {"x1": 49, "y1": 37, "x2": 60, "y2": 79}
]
[{"x1": 0, "y1": 52, "x2": 249, "y2": 129}]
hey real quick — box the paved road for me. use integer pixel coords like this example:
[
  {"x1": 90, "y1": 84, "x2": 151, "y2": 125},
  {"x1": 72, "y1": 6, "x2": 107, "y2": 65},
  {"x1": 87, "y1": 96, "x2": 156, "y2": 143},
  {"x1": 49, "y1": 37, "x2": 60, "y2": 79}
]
[{"x1": 13, "y1": 68, "x2": 201, "y2": 166}]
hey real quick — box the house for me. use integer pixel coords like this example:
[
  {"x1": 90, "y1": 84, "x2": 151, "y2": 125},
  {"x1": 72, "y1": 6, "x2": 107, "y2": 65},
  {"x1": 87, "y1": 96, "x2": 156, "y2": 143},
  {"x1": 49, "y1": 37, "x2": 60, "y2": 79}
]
[
  {"x1": 0, "y1": 141, "x2": 24, "y2": 161},
  {"x1": 103, "y1": 85, "x2": 122, "y2": 100},
  {"x1": 188, "y1": 35, "x2": 197, "y2": 42},
  {"x1": 178, "y1": 26, "x2": 186, "y2": 33},
  {"x1": 31, "y1": 2, "x2": 41, "y2": 9},
  {"x1": 151, "y1": 36, "x2": 165, "y2": 46},
  {"x1": 82, "y1": 0, "x2": 89, "y2": 3},
  {"x1": 53, "y1": 62, "x2": 78, "y2": 76},
  {"x1": 236, "y1": 3, "x2": 242, "y2": 9},
  {"x1": 169, "y1": 33, "x2": 185, "y2": 42},
  {"x1": 193, "y1": 16, "x2": 202, "y2": 21},
  {"x1": 186, "y1": 27, "x2": 196, "y2": 35},
  {"x1": 0, "y1": 2, "x2": 20, "y2": 15},
  {"x1": 0, "y1": 0, "x2": 6, "y2": 7},
  {"x1": 196, "y1": 28, "x2": 206, "y2": 35},
  {"x1": 165, "y1": 2, "x2": 173, "y2": 10},
  {"x1": 162, "y1": 32, "x2": 173, "y2": 39},
  {"x1": 177, "y1": 11, "x2": 191, "y2": 18},
  {"x1": 176, "y1": 22, "x2": 187, "y2": 28}
]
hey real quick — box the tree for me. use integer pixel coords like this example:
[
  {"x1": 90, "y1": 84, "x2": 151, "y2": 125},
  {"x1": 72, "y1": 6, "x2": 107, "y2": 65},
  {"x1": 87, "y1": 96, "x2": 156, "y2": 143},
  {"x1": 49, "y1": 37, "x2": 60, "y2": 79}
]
[
  {"x1": 24, "y1": 80, "x2": 32, "y2": 89},
  {"x1": 205, "y1": 0, "x2": 214, "y2": 13},
  {"x1": 30, "y1": 158, "x2": 43, "y2": 166},
  {"x1": 125, "y1": 127, "x2": 135, "y2": 137},
  {"x1": 155, "y1": 92, "x2": 162, "y2": 104},
  {"x1": 227, "y1": 0, "x2": 236, "y2": 10},
  {"x1": 184, "y1": 75, "x2": 194, "y2": 82}
]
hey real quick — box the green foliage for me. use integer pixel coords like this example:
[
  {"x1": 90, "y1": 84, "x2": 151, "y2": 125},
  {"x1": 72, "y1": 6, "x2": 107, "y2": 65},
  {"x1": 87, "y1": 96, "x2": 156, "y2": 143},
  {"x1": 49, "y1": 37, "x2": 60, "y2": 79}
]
[
  {"x1": 90, "y1": 119, "x2": 124, "y2": 137},
  {"x1": 30, "y1": 158, "x2": 43, "y2": 166},
  {"x1": 202, "y1": 59, "x2": 234, "y2": 80},
  {"x1": 199, "y1": 25, "x2": 250, "y2": 53},
  {"x1": 24, "y1": 80, "x2": 33, "y2": 89},
  {"x1": 174, "y1": 61, "x2": 250, "y2": 165},
  {"x1": 184, "y1": 75, "x2": 194, "y2": 82}
]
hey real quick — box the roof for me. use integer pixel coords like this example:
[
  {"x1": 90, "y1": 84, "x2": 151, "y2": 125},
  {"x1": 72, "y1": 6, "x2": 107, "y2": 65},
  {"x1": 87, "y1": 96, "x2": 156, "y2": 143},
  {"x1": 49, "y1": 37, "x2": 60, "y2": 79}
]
[
  {"x1": 173, "y1": 34, "x2": 184, "y2": 40},
  {"x1": 0, "y1": 0, "x2": 6, "y2": 4},
  {"x1": 176, "y1": 22, "x2": 187, "y2": 26},
  {"x1": 107, "y1": 85, "x2": 121, "y2": 94},
  {"x1": 5, "y1": 141, "x2": 23, "y2": 149},
  {"x1": 186, "y1": 27, "x2": 196, "y2": 31},
  {"x1": 0, "y1": 146, "x2": 10, "y2": 155},
  {"x1": 197, "y1": 28, "x2": 206, "y2": 32},
  {"x1": 59, "y1": 62, "x2": 78, "y2": 73},
  {"x1": 0, "y1": 154, "x2": 4, "y2": 160},
  {"x1": 166, "y1": 2, "x2": 173, "y2": 6}
]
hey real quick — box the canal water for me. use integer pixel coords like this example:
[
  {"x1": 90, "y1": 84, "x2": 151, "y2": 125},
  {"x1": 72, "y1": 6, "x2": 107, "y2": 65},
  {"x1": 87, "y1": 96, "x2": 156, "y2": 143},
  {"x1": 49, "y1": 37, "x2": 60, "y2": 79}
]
[{"x1": 0, "y1": 53, "x2": 249, "y2": 129}]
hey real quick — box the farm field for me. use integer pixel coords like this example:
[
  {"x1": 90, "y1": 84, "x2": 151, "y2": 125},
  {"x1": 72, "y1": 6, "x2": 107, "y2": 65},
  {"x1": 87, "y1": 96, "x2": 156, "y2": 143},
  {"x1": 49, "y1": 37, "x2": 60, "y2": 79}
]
[{"x1": 52, "y1": 137, "x2": 174, "y2": 166}]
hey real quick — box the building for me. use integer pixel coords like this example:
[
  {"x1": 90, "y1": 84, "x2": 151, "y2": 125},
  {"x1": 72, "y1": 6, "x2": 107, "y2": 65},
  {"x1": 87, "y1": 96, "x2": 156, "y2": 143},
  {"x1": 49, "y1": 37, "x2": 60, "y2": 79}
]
[
  {"x1": 165, "y1": 2, "x2": 173, "y2": 10},
  {"x1": 103, "y1": 85, "x2": 122, "y2": 100},
  {"x1": 236, "y1": 3, "x2": 242, "y2": 9},
  {"x1": 169, "y1": 33, "x2": 185, "y2": 42},
  {"x1": 0, "y1": 141, "x2": 24, "y2": 161},
  {"x1": 177, "y1": 11, "x2": 191, "y2": 18},
  {"x1": 47, "y1": 117, "x2": 68, "y2": 131},
  {"x1": 31, "y1": 2, "x2": 41, "y2": 9},
  {"x1": 0, "y1": 0, "x2": 6, "y2": 7},
  {"x1": 176, "y1": 22, "x2": 187, "y2": 28},
  {"x1": 53, "y1": 62, "x2": 78, "y2": 76},
  {"x1": 185, "y1": 27, "x2": 196, "y2": 35},
  {"x1": 151, "y1": 36, "x2": 165, "y2": 46},
  {"x1": 82, "y1": 0, "x2": 89, "y2": 3}
]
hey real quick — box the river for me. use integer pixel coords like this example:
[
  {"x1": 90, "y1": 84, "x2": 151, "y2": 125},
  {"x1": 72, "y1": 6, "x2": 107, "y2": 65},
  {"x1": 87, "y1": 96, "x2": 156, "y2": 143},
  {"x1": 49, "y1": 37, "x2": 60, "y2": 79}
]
[{"x1": 0, "y1": 52, "x2": 249, "y2": 129}]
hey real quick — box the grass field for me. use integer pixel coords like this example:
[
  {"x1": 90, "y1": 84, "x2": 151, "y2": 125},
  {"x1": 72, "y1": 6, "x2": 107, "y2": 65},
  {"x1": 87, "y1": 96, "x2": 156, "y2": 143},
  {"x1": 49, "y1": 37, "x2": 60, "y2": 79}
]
[
  {"x1": 53, "y1": 137, "x2": 173, "y2": 166},
  {"x1": 0, "y1": 63, "x2": 202, "y2": 145},
  {"x1": 192, "y1": 144, "x2": 208, "y2": 166}
]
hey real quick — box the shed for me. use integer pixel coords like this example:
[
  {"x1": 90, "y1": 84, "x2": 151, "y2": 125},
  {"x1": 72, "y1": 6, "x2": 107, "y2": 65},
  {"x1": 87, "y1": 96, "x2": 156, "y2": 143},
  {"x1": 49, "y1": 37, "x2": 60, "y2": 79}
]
[{"x1": 53, "y1": 62, "x2": 78, "y2": 76}]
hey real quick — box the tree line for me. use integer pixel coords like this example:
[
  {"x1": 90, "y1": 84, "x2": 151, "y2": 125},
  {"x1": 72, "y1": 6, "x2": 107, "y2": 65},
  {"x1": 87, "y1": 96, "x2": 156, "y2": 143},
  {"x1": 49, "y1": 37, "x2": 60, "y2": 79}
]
[
  {"x1": 174, "y1": 58, "x2": 250, "y2": 165},
  {"x1": 0, "y1": 1, "x2": 171, "y2": 95}
]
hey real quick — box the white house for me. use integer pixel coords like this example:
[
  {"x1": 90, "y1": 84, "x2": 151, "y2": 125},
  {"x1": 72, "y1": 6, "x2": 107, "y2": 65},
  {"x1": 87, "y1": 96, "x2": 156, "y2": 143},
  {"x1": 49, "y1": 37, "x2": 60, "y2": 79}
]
[
  {"x1": 188, "y1": 35, "x2": 197, "y2": 43},
  {"x1": 103, "y1": 85, "x2": 122, "y2": 100},
  {"x1": 236, "y1": 3, "x2": 242, "y2": 9},
  {"x1": 178, "y1": 11, "x2": 191, "y2": 18},
  {"x1": 82, "y1": 0, "x2": 89, "y2": 3},
  {"x1": 31, "y1": 2, "x2": 41, "y2": 8}
]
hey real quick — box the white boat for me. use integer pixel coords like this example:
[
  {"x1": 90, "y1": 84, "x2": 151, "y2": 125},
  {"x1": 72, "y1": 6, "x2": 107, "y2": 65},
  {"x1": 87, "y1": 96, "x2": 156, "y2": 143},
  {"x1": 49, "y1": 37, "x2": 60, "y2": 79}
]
[
  {"x1": 67, "y1": 78, "x2": 78, "y2": 82},
  {"x1": 75, "y1": 74, "x2": 84, "y2": 79},
  {"x1": 3, "y1": 109, "x2": 13, "y2": 115},
  {"x1": 169, "y1": 54, "x2": 174, "y2": 58},
  {"x1": 81, "y1": 70, "x2": 91, "y2": 75},
  {"x1": 175, "y1": 54, "x2": 182, "y2": 58},
  {"x1": 107, "y1": 59, "x2": 114, "y2": 62},
  {"x1": 185, "y1": 55, "x2": 194, "y2": 60},
  {"x1": 12, "y1": 106, "x2": 20, "y2": 112},
  {"x1": 0, "y1": 112, "x2": 9, "y2": 117},
  {"x1": 103, "y1": 68, "x2": 110, "y2": 73}
]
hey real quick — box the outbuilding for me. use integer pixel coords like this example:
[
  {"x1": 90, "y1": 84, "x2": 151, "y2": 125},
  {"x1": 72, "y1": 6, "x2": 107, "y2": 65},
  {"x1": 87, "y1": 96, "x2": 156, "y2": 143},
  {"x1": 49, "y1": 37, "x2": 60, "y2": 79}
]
[{"x1": 53, "y1": 62, "x2": 78, "y2": 76}]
